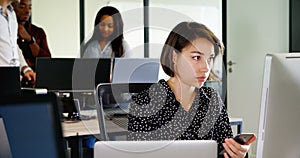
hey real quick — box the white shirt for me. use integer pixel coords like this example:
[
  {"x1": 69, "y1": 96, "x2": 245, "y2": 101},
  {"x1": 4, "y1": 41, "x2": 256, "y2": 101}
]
[
  {"x1": 82, "y1": 39, "x2": 131, "y2": 58},
  {"x1": 0, "y1": 5, "x2": 28, "y2": 69}
]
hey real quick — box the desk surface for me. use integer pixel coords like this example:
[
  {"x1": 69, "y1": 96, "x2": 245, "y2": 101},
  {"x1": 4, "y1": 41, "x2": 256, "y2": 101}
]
[
  {"x1": 62, "y1": 119, "x2": 98, "y2": 137},
  {"x1": 62, "y1": 110, "x2": 243, "y2": 137},
  {"x1": 229, "y1": 117, "x2": 243, "y2": 123},
  {"x1": 62, "y1": 110, "x2": 126, "y2": 137}
]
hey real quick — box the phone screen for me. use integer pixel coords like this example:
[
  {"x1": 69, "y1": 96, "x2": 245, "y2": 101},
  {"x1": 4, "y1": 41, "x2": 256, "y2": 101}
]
[{"x1": 234, "y1": 133, "x2": 256, "y2": 145}]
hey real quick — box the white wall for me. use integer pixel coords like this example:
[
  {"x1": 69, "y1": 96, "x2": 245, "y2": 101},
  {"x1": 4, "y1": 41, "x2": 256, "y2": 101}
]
[
  {"x1": 32, "y1": 0, "x2": 222, "y2": 59},
  {"x1": 32, "y1": 0, "x2": 80, "y2": 58},
  {"x1": 227, "y1": 0, "x2": 289, "y2": 157},
  {"x1": 84, "y1": 0, "x2": 222, "y2": 59}
]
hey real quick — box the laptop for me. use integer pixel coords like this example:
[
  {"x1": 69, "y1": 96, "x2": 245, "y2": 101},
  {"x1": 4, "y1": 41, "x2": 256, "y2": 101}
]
[
  {"x1": 0, "y1": 66, "x2": 21, "y2": 96},
  {"x1": 112, "y1": 58, "x2": 160, "y2": 83},
  {"x1": 94, "y1": 140, "x2": 217, "y2": 158},
  {"x1": 0, "y1": 93, "x2": 66, "y2": 158},
  {"x1": 36, "y1": 58, "x2": 111, "y2": 92}
]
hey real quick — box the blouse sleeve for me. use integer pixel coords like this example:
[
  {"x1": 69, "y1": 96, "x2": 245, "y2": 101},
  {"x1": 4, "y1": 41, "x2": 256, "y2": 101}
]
[
  {"x1": 82, "y1": 41, "x2": 100, "y2": 58},
  {"x1": 210, "y1": 89, "x2": 233, "y2": 154},
  {"x1": 122, "y1": 40, "x2": 132, "y2": 58}
]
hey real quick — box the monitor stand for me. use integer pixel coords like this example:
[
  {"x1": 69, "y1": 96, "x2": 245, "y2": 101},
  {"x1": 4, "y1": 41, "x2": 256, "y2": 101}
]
[
  {"x1": 56, "y1": 92, "x2": 96, "y2": 122},
  {"x1": 55, "y1": 92, "x2": 81, "y2": 122}
]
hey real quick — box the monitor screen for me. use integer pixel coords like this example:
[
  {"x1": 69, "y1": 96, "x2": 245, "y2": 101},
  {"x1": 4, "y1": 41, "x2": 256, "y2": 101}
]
[
  {"x1": 257, "y1": 53, "x2": 300, "y2": 158},
  {"x1": 112, "y1": 58, "x2": 159, "y2": 83},
  {"x1": 0, "y1": 93, "x2": 66, "y2": 158},
  {"x1": 36, "y1": 58, "x2": 111, "y2": 92},
  {"x1": 0, "y1": 67, "x2": 21, "y2": 96},
  {"x1": 290, "y1": 0, "x2": 300, "y2": 52}
]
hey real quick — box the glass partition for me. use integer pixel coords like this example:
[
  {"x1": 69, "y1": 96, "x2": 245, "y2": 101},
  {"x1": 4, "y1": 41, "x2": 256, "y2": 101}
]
[{"x1": 86, "y1": 0, "x2": 225, "y2": 100}]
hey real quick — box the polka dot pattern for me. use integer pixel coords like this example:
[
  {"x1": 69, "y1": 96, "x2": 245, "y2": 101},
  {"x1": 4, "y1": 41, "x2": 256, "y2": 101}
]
[{"x1": 127, "y1": 79, "x2": 233, "y2": 152}]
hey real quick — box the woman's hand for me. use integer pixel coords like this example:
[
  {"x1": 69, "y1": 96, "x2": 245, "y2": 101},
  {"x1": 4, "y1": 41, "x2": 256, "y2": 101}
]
[{"x1": 222, "y1": 138, "x2": 250, "y2": 158}]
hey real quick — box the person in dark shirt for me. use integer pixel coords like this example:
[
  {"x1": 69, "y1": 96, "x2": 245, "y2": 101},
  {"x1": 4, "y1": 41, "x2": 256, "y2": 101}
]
[
  {"x1": 128, "y1": 21, "x2": 255, "y2": 158},
  {"x1": 12, "y1": 0, "x2": 51, "y2": 70}
]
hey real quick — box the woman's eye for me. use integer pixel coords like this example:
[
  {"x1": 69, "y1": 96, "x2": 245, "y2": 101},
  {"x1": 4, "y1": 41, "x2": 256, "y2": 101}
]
[
  {"x1": 207, "y1": 57, "x2": 214, "y2": 62},
  {"x1": 192, "y1": 56, "x2": 200, "y2": 61}
]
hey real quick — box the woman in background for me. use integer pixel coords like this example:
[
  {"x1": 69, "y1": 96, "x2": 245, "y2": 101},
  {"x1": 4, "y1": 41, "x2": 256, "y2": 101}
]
[
  {"x1": 128, "y1": 21, "x2": 254, "y2": 158},
  {"x1": 82, "y1": 6, "x2": 130, "y2": 58},
  {"x1": 82, "y1": 6, "x2": 131, "y2": 149}
]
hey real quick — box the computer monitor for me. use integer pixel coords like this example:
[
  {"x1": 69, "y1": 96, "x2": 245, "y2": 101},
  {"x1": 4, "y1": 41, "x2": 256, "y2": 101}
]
[
  {"x1": 112, "y1": 58, "x2": 160, "y2": 83},
  {"x1": 36, "y1": 58, "x2": 111, "y2": 92},
  {"x1": 0, "y1": 66, "x2": 21, "y2": 96},
  {"x1": 0, "y1": 93, "x2": 66, "y2": 158},
  {"x1": 94, "y1": 140, "x2": 217, "y2": 158},
  {"x1": 256, "y1": 53, "x2": 300, "y2": 158}
]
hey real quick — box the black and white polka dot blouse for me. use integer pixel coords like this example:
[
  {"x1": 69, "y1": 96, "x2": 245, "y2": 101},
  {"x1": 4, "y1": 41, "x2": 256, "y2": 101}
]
[{"x1": 127, "y1": 79, "x2": 233, "y2": 152}]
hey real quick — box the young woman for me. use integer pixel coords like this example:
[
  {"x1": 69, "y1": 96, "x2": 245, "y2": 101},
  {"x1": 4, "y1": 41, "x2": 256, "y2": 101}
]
[
  {"x1": 128, "y1": 22, "x2": 254, "y2": 158},
  {"x1": 82, "y1": 6, "x2": 130, "y2": 58}
]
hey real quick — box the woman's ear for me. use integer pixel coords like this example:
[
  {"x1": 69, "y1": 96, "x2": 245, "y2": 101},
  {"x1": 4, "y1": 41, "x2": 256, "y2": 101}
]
[{"x1": 172, "y1": 50, "x2": 178, "y2": 64}]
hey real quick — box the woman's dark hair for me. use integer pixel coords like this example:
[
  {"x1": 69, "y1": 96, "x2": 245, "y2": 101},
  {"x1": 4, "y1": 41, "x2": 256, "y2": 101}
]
[
  {"x1": 160, "y1": 21, "x2": 224, "y2": 80},
  {"x1": 82, "y1": 6, "x2": 125, "y2": 57}
]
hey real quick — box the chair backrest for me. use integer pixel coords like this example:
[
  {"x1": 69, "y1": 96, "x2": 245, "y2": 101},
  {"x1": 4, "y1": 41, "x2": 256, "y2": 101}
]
[{"x1": 95, "y1": 83, "x2": 154, "y2": 141}]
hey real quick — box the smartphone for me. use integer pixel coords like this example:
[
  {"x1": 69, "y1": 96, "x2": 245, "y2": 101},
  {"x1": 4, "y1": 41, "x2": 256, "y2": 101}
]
[
  {"x1": 219, "y1": 133, "x2": 256, "y2": 155},
  {"x1": 233, "y1": 133, "x2": 256, "y2": 145}
]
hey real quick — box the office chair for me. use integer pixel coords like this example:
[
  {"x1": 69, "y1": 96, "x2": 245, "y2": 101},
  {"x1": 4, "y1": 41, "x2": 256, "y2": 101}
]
[{"x1": 95, "y1": 83, "x2": 154, "y2": 141}]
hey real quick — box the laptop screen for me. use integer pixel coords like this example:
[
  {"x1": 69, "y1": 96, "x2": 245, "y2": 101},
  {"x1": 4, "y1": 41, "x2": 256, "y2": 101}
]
[
  {"x1": 0, "y1": 93, "x2": 66, "y2": 158},
  {"x1": 112, "y1": 58, "x2": 159, "y2": 83},
  {"x1": 36, "y1": 58, "x2": 111, "y2": 92}
]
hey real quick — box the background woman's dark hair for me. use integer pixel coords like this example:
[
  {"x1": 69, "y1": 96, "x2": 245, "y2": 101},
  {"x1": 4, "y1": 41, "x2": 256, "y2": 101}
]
[
  {"x1": 160, "y1": 21, "x2": 224, "y2": 80},
  {"x1": 82, "y1": 6, "x2": 125, "y2": 57}
]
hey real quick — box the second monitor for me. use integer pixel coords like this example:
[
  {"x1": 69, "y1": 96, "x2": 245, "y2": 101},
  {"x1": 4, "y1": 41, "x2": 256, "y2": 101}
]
[
  {"x1": 112, "y1": 58, "x2": 160, "y2": 83},
  {"x1": 36, "y1": 58, "x2": 111, "y2": 92}
]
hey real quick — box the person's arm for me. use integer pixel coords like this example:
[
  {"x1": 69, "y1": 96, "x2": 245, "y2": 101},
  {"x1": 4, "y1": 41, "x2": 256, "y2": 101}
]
[
  {"x1": 82, "y1": 41, "x2": 99, "y2": 58},
  {"x1": 18, "y1": 24, "x2": 51, "y2": 58},
  {"x1": 222, "y1": 138, "x2": 250, "y2": 158},
  {"x1": 122, "y1": 40, "x2": 132, "y2": 58},
  {"x1": 209, "y1": 88, "x2": 253, "y2": 158},
  {"x1": 18, "y1": 47, "x2": 36, "y2": 86},
  {"x1": 18, "y1": 46, "x2": 28, "y2": 69},
  {"x1": 18, "y1": 24, "x2": 39, "y2": 57},
  {"x1": 31, "y1": 27, "x2": 51, "y2": 57}
]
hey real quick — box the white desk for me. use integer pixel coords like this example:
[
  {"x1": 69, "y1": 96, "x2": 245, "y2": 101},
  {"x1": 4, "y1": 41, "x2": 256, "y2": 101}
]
[
  {"x1": 63, "y1": 117, "x2": 243, "y2": 137},
  {"x1": 62, "y1": 119, "x2": 98, "y2": 137},
  {"x1": 62, "y1": 110, "x2": 125, "y2": 158},
  {"x1": 62, "y1": 114, "x2": 125, "y2": 137},
  {"x1": 62, "y1": 111, "x2": 99, "y2": 158},
  {"x1": 62, "y1": 112, "x2": 243, "y2": 158}
]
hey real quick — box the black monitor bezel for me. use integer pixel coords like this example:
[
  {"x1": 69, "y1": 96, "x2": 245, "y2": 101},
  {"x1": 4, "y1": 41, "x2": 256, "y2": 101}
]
[
  {"x1": 35, "y1": 58, "x2": 112, "y2": 92},
  {"x1": 0, "y1": 93, "x2": 66, "y2": 158}
]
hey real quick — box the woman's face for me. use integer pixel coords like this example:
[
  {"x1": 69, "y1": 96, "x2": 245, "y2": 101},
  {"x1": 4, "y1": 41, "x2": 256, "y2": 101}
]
[
  {"x1": 173, "y1": 37, "x2": 215, "y2": 88},
  {"x1": 98, "y1": 15, "x2": 114, "y2": 40}
]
